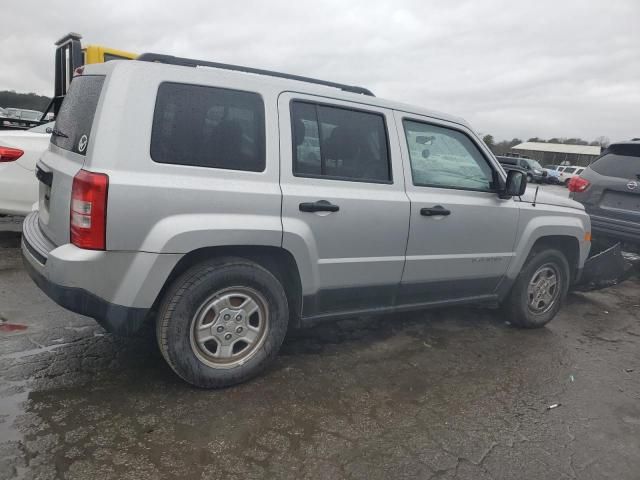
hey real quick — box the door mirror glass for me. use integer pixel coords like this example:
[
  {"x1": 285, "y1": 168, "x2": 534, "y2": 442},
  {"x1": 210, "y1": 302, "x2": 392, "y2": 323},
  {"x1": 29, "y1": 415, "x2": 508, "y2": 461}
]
[{"x1": 502, "y1": 170, "x2": 527, "y2": 198}]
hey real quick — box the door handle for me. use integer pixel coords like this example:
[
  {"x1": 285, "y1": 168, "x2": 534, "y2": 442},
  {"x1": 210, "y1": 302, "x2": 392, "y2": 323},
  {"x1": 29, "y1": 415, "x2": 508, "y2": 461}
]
[
  {"x1": 420, "y1": 205, "x2": 451, "y2": 216},
  {"x1": 299, "y1": 200, "x2": 340, "y2": 213}
]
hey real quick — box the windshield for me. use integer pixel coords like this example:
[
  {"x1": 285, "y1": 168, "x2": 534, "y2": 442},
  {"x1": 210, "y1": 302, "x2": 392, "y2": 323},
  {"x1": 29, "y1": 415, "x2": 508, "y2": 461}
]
[
  {"x1": 29, "y1": 121, "x2": 55, "y2": 134},
  {"x1": 21, "y1": 111, "x2": 42, "y2": 121},
  {"x1": 524, "y1": 159, "x2": 543, "y2": 170}
]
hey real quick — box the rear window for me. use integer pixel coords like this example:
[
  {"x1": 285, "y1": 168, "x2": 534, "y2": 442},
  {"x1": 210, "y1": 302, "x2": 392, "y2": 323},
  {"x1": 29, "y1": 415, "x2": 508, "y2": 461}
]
[
  {"x1": 590, "y1": 153, "x2": 640, "y2": 179},
  {"x1": 150, "y1": 82, "x2": 265, "y2": 172},
  {"x1": 51, "y1": 75, "x2": 105, "y2": 155}
]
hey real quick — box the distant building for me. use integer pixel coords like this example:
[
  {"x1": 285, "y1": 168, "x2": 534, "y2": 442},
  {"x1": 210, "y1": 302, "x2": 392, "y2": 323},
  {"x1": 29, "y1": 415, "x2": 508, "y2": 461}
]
[{"x1": 511, "y1": 142, "x2": 601, "y2": 166}]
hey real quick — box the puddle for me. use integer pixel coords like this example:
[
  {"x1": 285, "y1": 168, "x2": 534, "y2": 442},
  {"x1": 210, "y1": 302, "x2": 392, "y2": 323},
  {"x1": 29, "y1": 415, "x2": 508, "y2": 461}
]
[
  {"x1": 0, "y1": 340, "x2": 81, "y2": 361},
  {"x1": 0, "y1": 379, "x2": 30, "y2": 443}
]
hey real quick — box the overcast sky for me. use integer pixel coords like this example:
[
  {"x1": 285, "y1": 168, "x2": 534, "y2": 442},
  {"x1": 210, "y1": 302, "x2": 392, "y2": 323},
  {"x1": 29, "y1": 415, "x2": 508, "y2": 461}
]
[{"x1": 2, "y1": 0, "x2": 638, "y2": 142}]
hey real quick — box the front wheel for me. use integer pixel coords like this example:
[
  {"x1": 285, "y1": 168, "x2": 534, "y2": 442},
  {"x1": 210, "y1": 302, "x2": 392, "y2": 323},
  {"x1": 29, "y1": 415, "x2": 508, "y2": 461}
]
[
  {"x1": 503, "y1": 248, "x2": 570, "y2": 328},
  {"x1": 156, "y1": 257, "x2": 289, "y2": 388}
]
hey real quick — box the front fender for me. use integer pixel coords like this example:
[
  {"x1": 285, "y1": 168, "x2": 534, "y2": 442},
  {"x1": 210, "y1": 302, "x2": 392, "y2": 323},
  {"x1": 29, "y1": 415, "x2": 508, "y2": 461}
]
[{"x1": 507, "y1": 211, "x2": 590, "y2": 280}]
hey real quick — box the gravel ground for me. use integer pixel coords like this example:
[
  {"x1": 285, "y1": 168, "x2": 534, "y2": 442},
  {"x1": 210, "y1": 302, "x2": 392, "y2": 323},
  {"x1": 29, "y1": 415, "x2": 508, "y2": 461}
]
[{"x1": 1, "y1": 187, "x2": 640, "y2": 479}]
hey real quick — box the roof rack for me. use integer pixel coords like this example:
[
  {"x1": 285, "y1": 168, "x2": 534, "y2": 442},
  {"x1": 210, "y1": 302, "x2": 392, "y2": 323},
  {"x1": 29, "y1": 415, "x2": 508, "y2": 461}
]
[{"x1": 136, "y1": 53, "x2": 375, "y2": 97}]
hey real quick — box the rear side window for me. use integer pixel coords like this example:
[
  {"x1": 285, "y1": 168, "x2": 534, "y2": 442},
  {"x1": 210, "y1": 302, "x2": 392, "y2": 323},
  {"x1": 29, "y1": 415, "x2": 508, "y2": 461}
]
[
  {"x1": 590, "y1": 153, "x2": 640, "y2": 179},
  {"x1": 151, "y1": 82, "x2": 265, "y2": 172},
  {"x1": 52, "y1": 75, "x2": 105, "y2": 155},
  {"x1": 291, "y1": 101, "x2": 391, "y2": 183},
  {"x1": 563, "y1": 167, "x2": 577, "y2": 174}
]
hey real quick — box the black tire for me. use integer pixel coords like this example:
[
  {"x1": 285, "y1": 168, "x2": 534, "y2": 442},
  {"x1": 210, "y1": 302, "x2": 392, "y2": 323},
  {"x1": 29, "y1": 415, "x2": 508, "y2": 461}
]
[
  {"x1": 156, "y1": 257, "x2": 289, "y2": 388},
  {"x1": 503, "y1": 248, "x2": 570, "y2": 328}
]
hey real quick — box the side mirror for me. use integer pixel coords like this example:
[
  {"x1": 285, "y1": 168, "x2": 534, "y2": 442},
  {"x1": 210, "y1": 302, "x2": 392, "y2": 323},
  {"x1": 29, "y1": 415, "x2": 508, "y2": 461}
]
[{"x1": 500, "y1": 170, "x2": 527, "y2": 199}]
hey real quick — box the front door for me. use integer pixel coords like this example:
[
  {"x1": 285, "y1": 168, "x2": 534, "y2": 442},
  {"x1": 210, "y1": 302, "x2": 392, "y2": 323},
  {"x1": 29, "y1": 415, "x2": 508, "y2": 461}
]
[
  {"x1": 396, "y1": 113, "x2": 520, "y2": 305},
  {"x1": 278, "y1": 93, "x2": 410, "y2": 318}
]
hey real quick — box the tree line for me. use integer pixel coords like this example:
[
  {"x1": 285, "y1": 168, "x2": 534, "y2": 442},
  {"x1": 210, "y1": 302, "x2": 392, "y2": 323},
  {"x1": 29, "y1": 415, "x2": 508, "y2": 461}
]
[
  {"x1": 0, "y1": 91, "x2": 51, "y2": 113},
  {"x1": 482, "y1": 134, "x2": 610, "y2": 155}
]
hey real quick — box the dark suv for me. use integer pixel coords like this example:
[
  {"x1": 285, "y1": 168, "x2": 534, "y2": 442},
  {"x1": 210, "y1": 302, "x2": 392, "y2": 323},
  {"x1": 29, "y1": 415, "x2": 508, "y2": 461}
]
[
  {"x1": 497, "y1": 156, "x2": 546, "y2": 183},
  {"x1": 570, "y1": 141, "x2": 640, "y2": 247}
]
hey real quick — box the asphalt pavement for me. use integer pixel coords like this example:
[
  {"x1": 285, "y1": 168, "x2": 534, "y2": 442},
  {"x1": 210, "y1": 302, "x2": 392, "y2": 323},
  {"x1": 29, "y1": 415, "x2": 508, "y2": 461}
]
[{"x1": 1, "y1": 189, "x2": 639, "y2": 479}]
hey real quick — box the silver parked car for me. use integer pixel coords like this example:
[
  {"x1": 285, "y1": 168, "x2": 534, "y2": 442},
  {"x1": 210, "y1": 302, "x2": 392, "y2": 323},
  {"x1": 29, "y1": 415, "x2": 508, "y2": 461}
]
[{"x1": 22, "y1": 56, "x2": 591, "y2": 388}]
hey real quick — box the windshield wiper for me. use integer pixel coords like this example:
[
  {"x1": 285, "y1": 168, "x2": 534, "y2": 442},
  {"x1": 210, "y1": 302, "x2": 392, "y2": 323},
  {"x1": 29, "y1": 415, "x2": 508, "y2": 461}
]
[{"x1": 49, "y1": 128, "x2": 68, "y2": 138}]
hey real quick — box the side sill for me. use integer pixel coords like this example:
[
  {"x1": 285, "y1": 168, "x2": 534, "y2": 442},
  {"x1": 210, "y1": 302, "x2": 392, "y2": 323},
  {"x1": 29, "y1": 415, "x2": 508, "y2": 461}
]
[{"x1": 299, "y1": 294, "x2": 498, "y2": 328}]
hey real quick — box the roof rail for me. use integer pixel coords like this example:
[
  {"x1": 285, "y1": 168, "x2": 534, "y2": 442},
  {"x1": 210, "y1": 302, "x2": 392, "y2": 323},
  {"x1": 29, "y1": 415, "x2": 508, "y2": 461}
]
[{"x1": 136, "y1": 53, "x2": 375, "y2": 97}]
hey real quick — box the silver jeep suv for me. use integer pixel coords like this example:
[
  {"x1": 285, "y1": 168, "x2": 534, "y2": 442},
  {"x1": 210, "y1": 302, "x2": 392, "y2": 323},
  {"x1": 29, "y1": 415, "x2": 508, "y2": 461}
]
[{"x1": 22, "y1": 55, "x2": 591, "y2": 388}]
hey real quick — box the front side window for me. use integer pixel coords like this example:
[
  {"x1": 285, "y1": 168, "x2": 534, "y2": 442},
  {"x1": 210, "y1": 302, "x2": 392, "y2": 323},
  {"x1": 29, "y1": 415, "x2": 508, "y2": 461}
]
[
  {"x1": 291, "y1": 101, "x2": 391, "y2": 183},
  {"x1": 563, "y1": 167, "x2": 577, "y2": 174},
  {"x1": 403, "y1": 120, "x2": 494, "y2": 191},
  {"x1": 151, "y1": 82, "x2": 265, "y2": 172}
]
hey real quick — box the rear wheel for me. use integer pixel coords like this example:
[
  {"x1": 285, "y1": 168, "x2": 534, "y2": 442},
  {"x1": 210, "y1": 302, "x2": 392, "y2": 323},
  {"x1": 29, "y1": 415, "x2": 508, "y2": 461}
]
[
  {"x1": 156, "y1": 257, "x2": 289, "y2": 388},
  {"x1": 503, "y1": 248, "x2": 570, "y2": 328}
]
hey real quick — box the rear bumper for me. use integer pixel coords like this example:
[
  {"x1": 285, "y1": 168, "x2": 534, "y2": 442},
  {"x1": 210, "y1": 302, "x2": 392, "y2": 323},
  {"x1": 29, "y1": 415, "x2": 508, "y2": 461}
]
[
  {"x1": 22, "y1": 252, "x2": 149, "y2": 335},
  {"x1": 21, "y1": 211, "x2": 183, "y2": 335},
  {"x1": 590, "y1": 214, "x2": 640, "y2": 245}
]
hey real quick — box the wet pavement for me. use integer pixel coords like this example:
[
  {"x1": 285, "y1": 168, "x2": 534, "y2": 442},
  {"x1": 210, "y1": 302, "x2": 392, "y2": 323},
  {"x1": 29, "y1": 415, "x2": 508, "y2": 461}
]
[{"x1": 1, "y1": 223, "x2": 640, "y2": 479}]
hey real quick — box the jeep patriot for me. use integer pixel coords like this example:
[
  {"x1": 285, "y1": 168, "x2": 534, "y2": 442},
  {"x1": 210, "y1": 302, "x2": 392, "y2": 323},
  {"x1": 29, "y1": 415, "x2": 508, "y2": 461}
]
[{"x1": 22, "y1": 55, "x2": 591, "y2": 387}]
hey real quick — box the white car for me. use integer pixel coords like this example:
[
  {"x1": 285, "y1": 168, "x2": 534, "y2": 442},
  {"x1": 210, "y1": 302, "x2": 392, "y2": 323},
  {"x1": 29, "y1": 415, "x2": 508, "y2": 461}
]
[
  {"x1": 0, "y1": 122, "x2": 52, "y2": 215},
  {"x1": 556, "y1": 165, "x2": 585, "y2": 186}
]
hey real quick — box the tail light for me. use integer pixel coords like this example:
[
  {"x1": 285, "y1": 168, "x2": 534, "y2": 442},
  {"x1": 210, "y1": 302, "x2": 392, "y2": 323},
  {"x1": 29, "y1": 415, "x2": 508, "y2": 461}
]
[
  {"x1": 568, "y1": 176, "x2": 590, "y2": 193},
  {"x1": 0, "y1": 146, "x2": 24, "y2": 162},
  {"x1": 70, "y1": 169, "x2": 109, "y2": 250}
]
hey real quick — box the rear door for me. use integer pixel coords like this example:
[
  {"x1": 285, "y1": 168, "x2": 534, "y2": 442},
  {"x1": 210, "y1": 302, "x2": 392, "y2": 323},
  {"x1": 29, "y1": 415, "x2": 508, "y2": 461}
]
[
  {"x1": 396, "y1": 112, "x2": 519, "y2": 304},
  {"x1": 580, "y1": 148, "x2": 640, "y2": 229},
  {"x1": 278, "y1": 93, "x2": 410, "y2": 318},
  {"x1": 37, "y1": 74, "x2": 105, "y2": 245}
]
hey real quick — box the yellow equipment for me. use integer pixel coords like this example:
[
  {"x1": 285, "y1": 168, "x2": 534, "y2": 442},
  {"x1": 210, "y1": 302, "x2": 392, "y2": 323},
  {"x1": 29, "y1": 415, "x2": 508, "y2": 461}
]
[{"x1": 43, "y1": 33, "x2": 137, "y2": 119}]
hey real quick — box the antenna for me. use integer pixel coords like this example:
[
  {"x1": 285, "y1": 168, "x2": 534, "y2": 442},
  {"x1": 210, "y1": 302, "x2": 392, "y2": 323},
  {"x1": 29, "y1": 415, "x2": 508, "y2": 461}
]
[{"x1": 532, "y1": 185, "x2": 540, "y2": 207}]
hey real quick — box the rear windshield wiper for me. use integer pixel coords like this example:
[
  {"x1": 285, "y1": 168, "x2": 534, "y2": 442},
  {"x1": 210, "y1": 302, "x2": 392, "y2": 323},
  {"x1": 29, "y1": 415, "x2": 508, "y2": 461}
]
[{"x1": 48, "y1": 128, "x2": 68, "y2": 138}]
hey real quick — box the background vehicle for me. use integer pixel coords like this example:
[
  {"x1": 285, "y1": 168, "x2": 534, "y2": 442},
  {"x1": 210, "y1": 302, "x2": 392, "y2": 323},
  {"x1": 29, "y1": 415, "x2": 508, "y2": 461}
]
[
  {"x1": 542, "y1": 165, "x2": 561, "y2": 184},
  {"x1": 558, "y1": 166, "x2": 585, "y2": 186},
  {"x1": 570, "y1": 141, "x2": 640, "y2": 248},
  {"x1": 1, "y1": 108, "x2": 43, "y2": 129},
  {"x1": 497, "y1": 156, "x2": 546, "y2": 183},
  {"x1": 22, "y1": 58, "x2": 591, "y2": 388},
  {"x1": 42, "y1": 33, "x2": 136, "y2": 120},
  {"x1": 0, "y1": 122, "x2": 53, "y2": 215}
]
